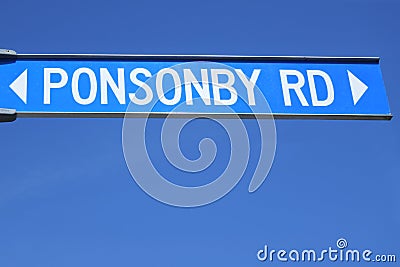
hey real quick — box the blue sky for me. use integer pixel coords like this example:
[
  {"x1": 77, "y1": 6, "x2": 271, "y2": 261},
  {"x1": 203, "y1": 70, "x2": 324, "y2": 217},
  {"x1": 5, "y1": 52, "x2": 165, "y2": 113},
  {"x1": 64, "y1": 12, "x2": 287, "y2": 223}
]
[{"x1": 0, "y1": 0, "x2": 399, "y2": 266}]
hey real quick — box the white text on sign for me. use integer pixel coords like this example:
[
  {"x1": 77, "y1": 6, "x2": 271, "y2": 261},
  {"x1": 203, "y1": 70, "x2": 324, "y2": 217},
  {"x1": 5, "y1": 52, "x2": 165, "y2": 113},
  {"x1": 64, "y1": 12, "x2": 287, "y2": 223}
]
[{"x1": 40, "y1": 67, "x2": 335, "y2": 107}]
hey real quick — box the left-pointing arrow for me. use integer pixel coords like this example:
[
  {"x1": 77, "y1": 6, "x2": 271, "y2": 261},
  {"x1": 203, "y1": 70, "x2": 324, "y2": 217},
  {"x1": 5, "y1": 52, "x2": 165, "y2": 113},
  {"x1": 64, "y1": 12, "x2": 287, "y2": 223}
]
[{"x1": 9, "y1": 69, "x2": 28, "y2": 104}]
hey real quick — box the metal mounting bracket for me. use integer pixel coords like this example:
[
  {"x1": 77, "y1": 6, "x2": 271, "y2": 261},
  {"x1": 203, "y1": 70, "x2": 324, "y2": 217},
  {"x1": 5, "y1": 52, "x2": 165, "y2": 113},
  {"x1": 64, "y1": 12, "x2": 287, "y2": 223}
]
[
  {"x1": 0, "y1": 49, "x2": 18, "y2": 122},
  {"x1": 0, "y1": 108, "x2": 17, "y2": 122},
  {"x1": 0, "y1": 49, "x2": 17, "y2": 56},
  {"x1": 0, "y1": 48, "x2": 17, "y2": 63}
]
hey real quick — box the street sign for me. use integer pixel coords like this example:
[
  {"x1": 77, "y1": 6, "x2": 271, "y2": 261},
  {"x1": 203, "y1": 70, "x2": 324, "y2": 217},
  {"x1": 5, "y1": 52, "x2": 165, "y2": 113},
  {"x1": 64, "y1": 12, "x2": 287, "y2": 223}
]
[{"x1": 0, "y1": 54, "x2": 392, "y2": 119}]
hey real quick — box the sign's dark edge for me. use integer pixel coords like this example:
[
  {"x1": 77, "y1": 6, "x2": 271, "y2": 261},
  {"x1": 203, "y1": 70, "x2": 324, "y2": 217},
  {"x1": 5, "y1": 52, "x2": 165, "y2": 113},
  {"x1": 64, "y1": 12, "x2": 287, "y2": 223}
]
[
  {"x1": 0, "y1": 54, "x2": 380, "y2": 64},
  {"x1": 15, "y1": 112, "x2": 392, "y2": 120}
]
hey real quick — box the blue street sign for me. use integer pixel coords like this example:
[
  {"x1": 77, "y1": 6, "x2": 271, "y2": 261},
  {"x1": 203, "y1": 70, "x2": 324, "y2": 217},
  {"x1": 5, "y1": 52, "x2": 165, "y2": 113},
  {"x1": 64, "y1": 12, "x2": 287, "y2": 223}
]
[{"x1": 0, "y1": 55, "x2": 392, "y2": 119}]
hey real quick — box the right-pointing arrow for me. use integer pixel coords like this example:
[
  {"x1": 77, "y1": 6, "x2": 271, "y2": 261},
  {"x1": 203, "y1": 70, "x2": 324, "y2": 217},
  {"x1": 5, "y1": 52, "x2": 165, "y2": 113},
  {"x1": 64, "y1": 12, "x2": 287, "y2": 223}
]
[
  {"x1": 348, "y1": 70, "x2": 368, "y2": 105},
  {"x1": 9, "y1": 69, "x2": 28, "y2": 104}
]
